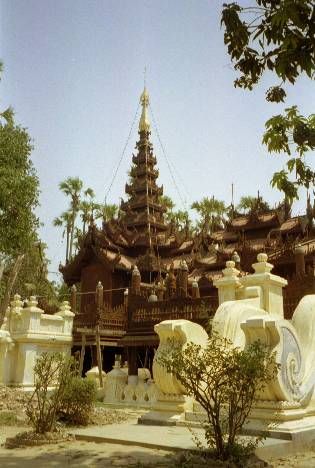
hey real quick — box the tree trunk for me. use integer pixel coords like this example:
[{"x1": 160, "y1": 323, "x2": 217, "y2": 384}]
[
  {"x1": 69, "y1": 211, "x2": 76, "y2": 260},
  {"x1": 0, "y1": 254, "x2": 25, "y2": 327},
  {"x1": 66, "y1": 225, "x2": 70, "y2": 263},
  {"x1": 0, "y1": 259, "x2": 5, "y2": 284}
]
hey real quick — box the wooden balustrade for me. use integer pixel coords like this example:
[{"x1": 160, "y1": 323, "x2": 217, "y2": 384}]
[
  {"x1": 72, "y1": 286, "x2": 218, "y2": 335},
  {"x1": 127, "y1": 295, "x2": 218, "y2": 333},
  {"x1": 73, "y1": 287, "x2": 127, "y2": 332}
]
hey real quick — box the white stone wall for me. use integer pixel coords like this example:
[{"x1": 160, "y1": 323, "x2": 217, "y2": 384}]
[{"x1": 0, "y1": 295, "x2": 74, "y2": 388}]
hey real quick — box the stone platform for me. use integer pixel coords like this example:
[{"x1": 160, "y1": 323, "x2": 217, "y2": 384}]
[{"x1": 70, "y1": 420, "x2": 306, "y2": 459}]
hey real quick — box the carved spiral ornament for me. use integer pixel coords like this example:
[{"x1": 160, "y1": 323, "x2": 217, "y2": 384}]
[{"x1": 280, "y1": 326, "x2": 304, "y2": 401}]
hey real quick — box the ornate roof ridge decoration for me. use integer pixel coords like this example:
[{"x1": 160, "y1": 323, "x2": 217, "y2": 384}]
[
  {"x1": 60, "y1": 223, "x2": 124, "y2": 272},
  {"x1": 87, "y1": 224, "x2": 121, "y2": 253},
  {"x1": 137, "y1": 249, "x2": 161, "y2": 272},
  {"x1": 230, "y1": 209, "x2": 281, "y2": 231}
]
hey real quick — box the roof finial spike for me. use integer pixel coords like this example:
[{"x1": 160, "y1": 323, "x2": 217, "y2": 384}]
[{"x1": 139, "y1": 79, "x2": 150, "y2": 132}]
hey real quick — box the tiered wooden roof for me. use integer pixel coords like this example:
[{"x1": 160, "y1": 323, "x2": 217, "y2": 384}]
[
  {"x1": 61, "y1": 88, "x2": 197, "y2": 283},
  {"x1": 120, "y1": 87, "x2": 168, "y2": 240},
  {"x1": 189, "y1": 203, "x2": 315, "y2": 283}
]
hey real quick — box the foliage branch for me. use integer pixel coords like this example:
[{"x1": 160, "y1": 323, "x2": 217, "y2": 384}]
[
  {"x1": 221, "y1": 0, "x2": 315, "y2": 200},
  {"x1": 158, "y1": 333, "x2": 278, "y2": 462}
]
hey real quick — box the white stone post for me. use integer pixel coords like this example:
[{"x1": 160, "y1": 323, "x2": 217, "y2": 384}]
[
  {"x1": 22, "y1": 296, "x2": 43, "y2": 333},
  {"x1": 55, "y1": 301, "x2": 75, "y2": 335},
  {"x1": 240, "y1": 253, "x2": 287, "y2": 317},
  {"x1": 6, "y1": 294, "x2": 24, "y2": 333},
  {"x1": 0, "y1": 330, "x2": 13, "y2": 384},
  {"x1": 214, "y1": 260, "x2": 242, "y2": 305}
]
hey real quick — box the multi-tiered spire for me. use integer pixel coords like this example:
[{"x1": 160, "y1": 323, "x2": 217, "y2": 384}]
[{"x1": 120, "y1": 87, "x2": 168, "y2": 246}]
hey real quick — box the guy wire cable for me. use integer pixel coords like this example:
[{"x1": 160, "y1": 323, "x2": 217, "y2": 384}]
[
  {"x1": 104, "y1": 103, "x2": 140, "y2": 203},
  {"x1": 149, "y1": 103, "x2": 189, "y2": 210}
]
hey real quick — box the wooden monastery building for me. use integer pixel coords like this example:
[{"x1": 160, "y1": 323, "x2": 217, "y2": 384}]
[{"x1": 61, "y1": 88, "x2": 315, "y2": 375}]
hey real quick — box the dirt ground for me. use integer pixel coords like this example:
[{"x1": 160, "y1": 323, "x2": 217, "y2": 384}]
[
  {"x1": 0, "y1": 426, "x2": 172, "y2": 467},
  {"x1": 1, "y1": 425, "x2": 315, "y2": 467}
]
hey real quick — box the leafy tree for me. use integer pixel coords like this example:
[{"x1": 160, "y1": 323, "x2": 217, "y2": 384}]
[
  {"x1": 221, "y1": 0, "x2": 315, "y2": 200},
  {"x1": 55, "y1": 281, "x2": 72, "y2": 303},
  {"x1": 0, "y1": 61, "x2": 44, "y2": 323},
  {"x1": 191, "y1": 197, "x2": 226, "y2": 234},
  {"x1": 0, "y1": 122, "x2": 39, "y2": 258},
  {"x1": 12, "y1": 241, "x2": 54, "y2": 298},
  {"x1": 237, "y1": 195, "x2": 270, "y2": 214},
  {"x1": 264, "y1": 106, "x2": 315, "y2": 200},
  {"x1": 0, "y1": 62, "x2": 14, "y2": 126},
  {"x1": 158, "y1": 333, "x2": 277, "y2": 463}
]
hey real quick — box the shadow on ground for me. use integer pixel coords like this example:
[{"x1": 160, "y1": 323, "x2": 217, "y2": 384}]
[{"x1": 0, "y1": 441, "x2": 175, "y2": 467}]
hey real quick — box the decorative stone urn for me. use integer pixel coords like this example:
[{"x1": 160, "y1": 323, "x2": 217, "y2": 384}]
[
  {"x1": 86, "y1": 366, "x2": 106, "y2": 388},
  {"x1": 103, "y1": 359, "x2": 127, "y2": 403}
]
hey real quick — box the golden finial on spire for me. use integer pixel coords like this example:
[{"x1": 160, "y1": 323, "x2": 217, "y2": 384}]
[{"x1": 139, "y1": 81, "x2": 150, "y2": 132}]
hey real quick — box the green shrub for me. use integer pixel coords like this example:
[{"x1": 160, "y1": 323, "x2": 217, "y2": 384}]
[
  {"x1": 59, "y1": 377, "x2": 97, "y2": 425},
  {"x1": 158, "y1": 332, "x2": 278, "y2": 465},
  {"x1": 26, "y1": 352, "x2": 77, "y2": 434}
]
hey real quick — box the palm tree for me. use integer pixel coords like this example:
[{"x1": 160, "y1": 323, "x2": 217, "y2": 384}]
[
  {"x1": 59, "y1": 177, "x2": 83, "y2": 260},
  {"x1": 159, "y1": 195, "x2": 176, "y2": 223},
  {"x1": 53, "y1": 211, "x2": 73, "y2": 263},
  {"x1": 191, "y1": 197, "x2": 226, "y2": 234},
  {"x1": 237, "y1": 195, "x2": 270, "y2": 214},
  {"x1": 96, "y1": 203, "x2": 119, "y2": 223},
  {"x1": 173, "y1": 210, "x2": 191, "y2": 231},
  {"x1": 73, "y1": 227, "x2": 83, "y2": 255},
  {"x1": 79, "y1": 188, "x2": 100, "y2": 235},
  {"x1": 80, "y1": 200, "x2": 92, "y2": 235}
]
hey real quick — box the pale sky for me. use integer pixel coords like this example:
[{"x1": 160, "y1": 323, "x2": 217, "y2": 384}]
[{"x1": 1, "y1": 0, "x2": 314, "y2": 280}]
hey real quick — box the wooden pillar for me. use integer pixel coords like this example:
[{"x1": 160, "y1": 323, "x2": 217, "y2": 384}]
[
  {"x1": 91, "y1": 345, "x2": 97, "y2": 367},
  {"x1": 295, "y1": 245, "x2": 305, "y2": 277},
  {"x1": 124, "y1": 288, "x2": 129, "y2": 309},
  {"x1": 96, "y1": 325, "x2": 103, "y2": 387},
  {"x1": 96, "y1": 281, "x2": 104, "y2": 323},
  {"x1": 176, "y1": 268, "x2": 182, "y2": 296},
  {"x1": 128, "y1": 346, "x2": 138, "y2": 376},
  {"x1": 180, "y1": 260, "x2": 188, "y2": 297},
  {"x1": 79, "y1": 332, "x2": 86, "y2": 377}
]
